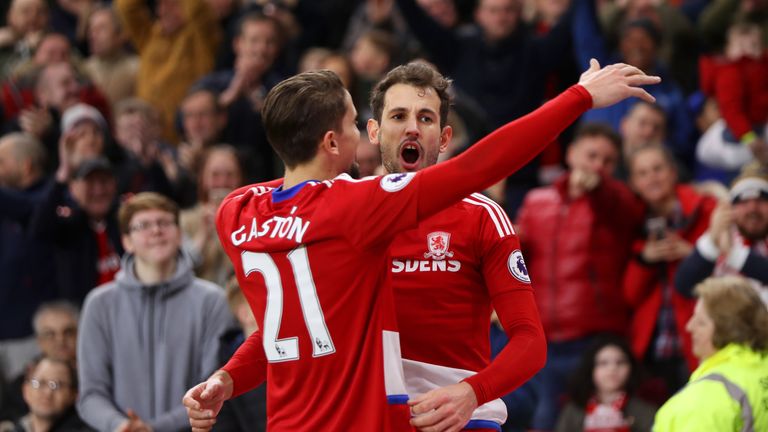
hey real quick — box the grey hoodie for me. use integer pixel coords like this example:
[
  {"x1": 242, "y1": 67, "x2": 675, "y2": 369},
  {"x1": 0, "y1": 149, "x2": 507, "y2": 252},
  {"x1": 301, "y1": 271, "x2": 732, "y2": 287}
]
[{"x1": 76, "y1": 252, "x2": 232, "y2": 432}]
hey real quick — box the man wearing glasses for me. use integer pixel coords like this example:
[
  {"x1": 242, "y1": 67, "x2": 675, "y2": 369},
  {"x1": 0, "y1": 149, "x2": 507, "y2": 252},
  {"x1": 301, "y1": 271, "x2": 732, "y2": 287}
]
[
  {"x1": 1, "y1": 302, "x2": 80, "y2": 424},
  {"x1": 76, "y1": 192, "x2": 231, "y2": 432},
  {"x1": 0, "y1": 356, "x2": 89, "y2": 432}
]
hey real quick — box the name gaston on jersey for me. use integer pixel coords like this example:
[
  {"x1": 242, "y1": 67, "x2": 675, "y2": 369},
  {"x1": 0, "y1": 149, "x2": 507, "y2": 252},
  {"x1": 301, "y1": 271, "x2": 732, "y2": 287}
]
[
  {"x1": 230, "y1": 206, "x2": 310, "y2": 246},
  {"x1": 391, "y1": 231, "x2": 461, "y2": 273}
]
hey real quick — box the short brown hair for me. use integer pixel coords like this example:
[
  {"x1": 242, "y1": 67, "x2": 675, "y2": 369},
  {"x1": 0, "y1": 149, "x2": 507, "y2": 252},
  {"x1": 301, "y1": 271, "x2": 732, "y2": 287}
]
[
  {"x1": 114, "y1": 97, "x2": 161, "y2": 125},
  {"x1": 118, "y1": 192, "x2": 179, "y2": 234},
  {"x1": 695, "y1": 276, "x2": 768, "y2": 352},
  {"x1": 357, "y1": 29, "x2": 395, "y2": 60},
  {"x1": 627, "y1": 144, "x2": 677, "y2": 174},
  {"x1": 572, "y1": 122, "x2": 622, "y2": 151},
  {"x1": 236, "y1": 12, "x2": 283, "y2": 45},
  {"x1": 370, "y1": 62, "x2": 453, "y2": 129},
  {"x1": 262, "y1": 70, "x2": 348, "y2": 169}
]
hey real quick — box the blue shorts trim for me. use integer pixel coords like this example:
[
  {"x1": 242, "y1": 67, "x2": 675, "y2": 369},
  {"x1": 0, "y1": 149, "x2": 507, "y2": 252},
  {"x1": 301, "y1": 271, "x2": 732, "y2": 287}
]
[
  {"x1": 387, "y1": 394, "x2": 409, "y2": 405},
  {"x1": 464, "y1": 419, "x2": 501, "y2": 431}
]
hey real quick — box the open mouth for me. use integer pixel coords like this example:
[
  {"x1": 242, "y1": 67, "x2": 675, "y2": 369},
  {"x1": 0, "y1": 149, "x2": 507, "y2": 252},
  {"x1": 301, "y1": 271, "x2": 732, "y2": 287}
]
[{"x1": 399, "y1": 141, "x2": 422, "y2": 170}]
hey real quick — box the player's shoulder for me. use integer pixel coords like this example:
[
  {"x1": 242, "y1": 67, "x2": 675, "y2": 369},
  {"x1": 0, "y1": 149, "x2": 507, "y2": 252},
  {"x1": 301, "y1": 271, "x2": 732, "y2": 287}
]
[
  {"x1": 229, "y1": 181, "x2": 280, "y2": 200},
  {"x1": 327, "y1": 172, "x2": 414, "y2": 190},
  {"x1": 459, "y1": 193, "x2": 515, "y2": 238},
  {"x1": 313, "y1": 172, "x2": 419, "y2": 196},
  {"x1": 216, "y1": 182, "x2": 280, "y2": 228},
  {"x1": 219, "y1": 182, "x2": 279, "y2": 210}
]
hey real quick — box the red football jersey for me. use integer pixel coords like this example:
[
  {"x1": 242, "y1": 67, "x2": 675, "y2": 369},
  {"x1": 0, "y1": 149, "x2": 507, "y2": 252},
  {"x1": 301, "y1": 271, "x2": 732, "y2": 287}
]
[
  {"x1": 217, "y1": 174, "x2": 423, "y2": 431},
  {"x1": 216, "y1": 84, "x2": 590, "y2": 431},
  {"x1": 389, "y1": 193, "x2": 533, "y2": 429}
]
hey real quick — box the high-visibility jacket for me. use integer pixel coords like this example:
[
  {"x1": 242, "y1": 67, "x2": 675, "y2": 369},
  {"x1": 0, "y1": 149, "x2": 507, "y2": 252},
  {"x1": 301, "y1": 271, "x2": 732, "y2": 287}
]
[{"x1": 654, "y1": 343, "x2": 768, "y2": 431}]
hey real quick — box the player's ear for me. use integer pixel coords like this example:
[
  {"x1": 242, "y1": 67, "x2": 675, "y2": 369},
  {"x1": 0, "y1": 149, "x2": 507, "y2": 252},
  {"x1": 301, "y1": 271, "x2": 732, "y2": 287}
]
[
  {"x1": 367, "y1": 119, "x2": 380, "y2": 146},
  {"x1": 320, "y1": 130, "x2": 340, "y2": 156},
  {"x1": 439, "y1": 125, "x2": 452, "y2": 153}
]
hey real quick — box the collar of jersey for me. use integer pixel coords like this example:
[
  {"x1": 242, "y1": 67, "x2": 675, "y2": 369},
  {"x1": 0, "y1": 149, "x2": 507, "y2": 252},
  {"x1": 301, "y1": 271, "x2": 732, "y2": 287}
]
[{"x1": 272, "y1": 180, "x2": 314, "y2": 203}]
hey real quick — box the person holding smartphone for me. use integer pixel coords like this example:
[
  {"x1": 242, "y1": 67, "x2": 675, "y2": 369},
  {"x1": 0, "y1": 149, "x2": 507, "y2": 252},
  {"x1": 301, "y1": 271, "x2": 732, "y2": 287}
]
[{"x1": 623, "y1": 144, "x2": 717, "y2": 402}]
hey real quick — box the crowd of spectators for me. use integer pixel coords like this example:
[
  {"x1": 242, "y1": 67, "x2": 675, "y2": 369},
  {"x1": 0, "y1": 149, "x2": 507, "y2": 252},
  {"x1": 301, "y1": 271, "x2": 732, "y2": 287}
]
[{"x1": 0, "y1": 0, "x2": 766, "y2": 431}]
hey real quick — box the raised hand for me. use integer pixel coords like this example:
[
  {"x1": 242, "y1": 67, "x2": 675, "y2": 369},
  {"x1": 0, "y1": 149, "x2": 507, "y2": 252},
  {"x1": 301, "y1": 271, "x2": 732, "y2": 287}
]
[
  {"x1": 578, "y1": 59, "x2": 661, "y2": 108},
  {"x1": 642, "y1": 234, "x2": 693, "y2": 263},
  {"x1": 19, "y1": 107, "x2": 52, "y2": 138},
  {"x1": 568, "y1": 168, "x2": 601, "y2": 199},
  {"x1": 708, "y1": 200, "x2": 734, "y2": 252},
  {"x1": 367, "y1": 0, "x2": 395, "y2": 24}
]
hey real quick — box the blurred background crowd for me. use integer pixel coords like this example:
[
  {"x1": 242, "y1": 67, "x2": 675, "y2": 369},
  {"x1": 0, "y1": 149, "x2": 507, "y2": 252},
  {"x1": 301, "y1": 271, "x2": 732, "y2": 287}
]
[{"x1": 0, "y1": 0, "x2": 766, "y2": 431}]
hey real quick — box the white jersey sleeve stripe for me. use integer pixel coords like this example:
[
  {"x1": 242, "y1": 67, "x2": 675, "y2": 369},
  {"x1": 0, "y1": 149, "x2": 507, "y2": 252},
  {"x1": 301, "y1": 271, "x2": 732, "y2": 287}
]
[
  {"x1": 462, "y1": 197, "x2": 507, "y2": 238},
  {"x1": 470, "y1": 193, "x2": 516, "y2": 235}
]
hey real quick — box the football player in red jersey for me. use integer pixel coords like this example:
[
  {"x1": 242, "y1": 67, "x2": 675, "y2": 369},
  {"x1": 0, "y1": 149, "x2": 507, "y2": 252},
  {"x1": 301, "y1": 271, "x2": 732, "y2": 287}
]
[
  {"x1": 182, "y1": 60, "x2": 659, "y2": 431},
  {"x1": 368, "y1": 63, "x2": 541, "y2": 432}
]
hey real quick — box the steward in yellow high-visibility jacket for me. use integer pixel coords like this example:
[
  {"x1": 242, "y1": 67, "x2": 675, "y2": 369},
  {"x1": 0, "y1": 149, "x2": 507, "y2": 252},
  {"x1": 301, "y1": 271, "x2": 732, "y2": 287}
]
[{"x1": 653, "y1": 343, "x2": 768, "y2": 432}]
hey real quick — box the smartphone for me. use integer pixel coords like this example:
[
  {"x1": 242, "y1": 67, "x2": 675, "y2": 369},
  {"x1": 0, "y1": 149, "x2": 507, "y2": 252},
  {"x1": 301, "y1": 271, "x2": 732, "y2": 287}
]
[{"x1": 646, "y1": 216, "x2": 667, "y2": 240}]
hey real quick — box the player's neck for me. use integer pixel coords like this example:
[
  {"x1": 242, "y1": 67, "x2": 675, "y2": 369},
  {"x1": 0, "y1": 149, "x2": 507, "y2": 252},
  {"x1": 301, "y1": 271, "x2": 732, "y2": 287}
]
[{"x1": 283, "y1": 162, "x2": 342, "y2": 189}]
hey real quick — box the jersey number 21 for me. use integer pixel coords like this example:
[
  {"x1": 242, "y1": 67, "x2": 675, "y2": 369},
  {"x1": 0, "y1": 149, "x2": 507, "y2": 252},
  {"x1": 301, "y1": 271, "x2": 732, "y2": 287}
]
[{"x1": 241, "y1": 246, "x2": 336, "y2": 362}]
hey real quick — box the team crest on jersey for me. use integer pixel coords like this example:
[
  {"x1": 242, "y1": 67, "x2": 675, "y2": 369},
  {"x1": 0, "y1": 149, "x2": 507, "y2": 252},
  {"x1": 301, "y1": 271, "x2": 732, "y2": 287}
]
[
  {"x1": 424, "y1": 231, "x2": 455, "y2": 260},
  {"x1": 380, "y1": 172, "x2": 415, "y2": 192},
  {"x1": 508, "y1": 250, "x2": 531, "y2": 283}
]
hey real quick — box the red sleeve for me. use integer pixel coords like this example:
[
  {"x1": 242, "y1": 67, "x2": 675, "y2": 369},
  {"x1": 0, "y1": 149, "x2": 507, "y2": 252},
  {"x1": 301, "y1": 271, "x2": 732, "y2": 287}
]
[
  {"x1": 463, "y1": 290, "x2": 546, "y2": 406},
  {"x1": 460, "y1": 206, "x2": 545, "y2": 405},
  {"x1": 417, "y1": 85, "x2": 592, "y2": 220},
  {"x1": 221, "y1": 330, "x2": 267, "y2": 398},
  {"x1": 325, "y1": 85, "x2": 590, "y2": 251},
  {"x1": 715, "y1": 63, "x2": 753, "y2": 139}
]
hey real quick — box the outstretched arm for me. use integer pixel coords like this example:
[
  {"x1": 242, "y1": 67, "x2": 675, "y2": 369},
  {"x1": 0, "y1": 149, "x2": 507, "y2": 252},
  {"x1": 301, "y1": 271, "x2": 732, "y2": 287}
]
[
  {"x1": 114, "y1": 0, "x2": 154, "y2": 51},
  {"x1": 416, "y1": 60, "x2": 659, "y2": 221}
]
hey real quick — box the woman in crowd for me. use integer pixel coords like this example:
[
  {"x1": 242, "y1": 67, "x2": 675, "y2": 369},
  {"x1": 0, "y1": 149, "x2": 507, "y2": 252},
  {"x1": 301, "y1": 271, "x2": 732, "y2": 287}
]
[
  {"x1": 654, "y1": 276, "x2": 768, "y2": 431},
  {"x1": 623, "y1": 144, "x2": 717, "y2": 398},
  {"x1": 180, "y1": 144, "x2": 245, "y2": 287}
]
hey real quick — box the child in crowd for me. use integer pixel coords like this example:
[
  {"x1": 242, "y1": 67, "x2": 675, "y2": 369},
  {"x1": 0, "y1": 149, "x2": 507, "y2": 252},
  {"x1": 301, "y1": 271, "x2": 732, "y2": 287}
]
[
  {"x1": 703, "y1": 21, "x2": 768, "y2": 164},
  {"x1": 556, "y1": 336, "x2": 657, "y2": 432}
]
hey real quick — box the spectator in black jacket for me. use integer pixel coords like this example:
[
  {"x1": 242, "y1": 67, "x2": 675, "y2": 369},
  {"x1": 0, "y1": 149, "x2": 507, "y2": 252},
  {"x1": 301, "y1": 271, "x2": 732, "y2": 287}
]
[
  {"x1": 0, "y1": 132, "x2": 55, "y2": 340},
  {"x1": 395, "y1": 0, "x2": 576, "y2": 214},
  {"x1": 30, "y1": 152, "x2": 122, "y2": 307}
]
